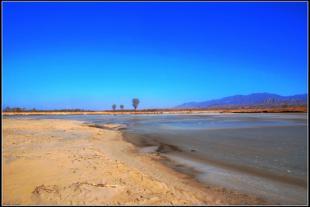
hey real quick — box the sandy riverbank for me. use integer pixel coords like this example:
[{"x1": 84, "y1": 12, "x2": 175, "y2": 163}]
[{"x1": 2, "y1": 119, "x2": 266, "y2": 205}]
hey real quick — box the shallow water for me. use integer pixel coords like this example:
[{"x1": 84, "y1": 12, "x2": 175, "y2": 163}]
[{"x1": 5, "y1": 113, "x2": 308, "y2": 204}]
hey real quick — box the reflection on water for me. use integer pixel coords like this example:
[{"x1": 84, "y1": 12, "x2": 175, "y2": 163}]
[{"x1": 5, "y1": 113, "x2": 308, "y2": 204}]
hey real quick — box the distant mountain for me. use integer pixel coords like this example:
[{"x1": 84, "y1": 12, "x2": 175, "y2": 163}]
[{"x1": 176, "y1": 93, "x2": 308, "y2": 109}]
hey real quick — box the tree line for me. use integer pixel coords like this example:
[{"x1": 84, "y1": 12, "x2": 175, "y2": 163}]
[
  {"x1": 3, "y1": 98, "x2": 141, "y2": 112},
  {"x1": 3, "y1": 107, "x2": 94, "y2": 112},
  {"x1": 111, "y1": 98, "x2": 140, "y2": 111}
]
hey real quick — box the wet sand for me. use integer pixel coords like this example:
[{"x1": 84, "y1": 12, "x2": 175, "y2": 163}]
[
  {"x1": 2, "y1": 119, "x2": 266, "y2": 205},
  {"x1": 123, "y1": 125, "x2": 308, "y2": 205}
]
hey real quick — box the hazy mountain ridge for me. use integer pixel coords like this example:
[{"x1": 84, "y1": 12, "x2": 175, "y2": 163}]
[{"x1": 176, "y1": 93, "x2": 308, "y2": 109}]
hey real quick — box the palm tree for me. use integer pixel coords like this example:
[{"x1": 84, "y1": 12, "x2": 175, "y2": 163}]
[
  {"x1": 132, "y1": 98, "x2": 140, "y2": 110},
  {"x1": 112, "y1": 104, "x2": 117, "y2": 111},
  {"x1": 120, "y1": 105, "x2": 124, "y2": 110}
]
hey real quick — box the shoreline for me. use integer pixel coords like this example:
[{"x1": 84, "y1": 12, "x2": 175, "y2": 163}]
[
  {"x1": 121, "y1": 129, "x2": 307, "y2": 204},
  {"x1": 3, "y1": 118, "x2": 267, "y2": 205},
  {"x1": 122, "y1": 127, "x2": 307, "y2": 185},
  {"x1": 123, "y1": 133, "x2": 307, "y2": 188},
  {"x1": 2, "y1": 106, "x2": 307, "y2": 116}
]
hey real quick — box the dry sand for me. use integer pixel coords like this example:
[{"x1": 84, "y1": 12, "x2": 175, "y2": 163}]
[{"x1": 2, "y1": 119, "x2": 266, "y2": 205}]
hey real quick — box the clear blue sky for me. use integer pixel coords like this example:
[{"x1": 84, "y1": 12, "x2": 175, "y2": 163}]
[{"x1": 3, "y1": 2, "x2": 308, "y2": 110}]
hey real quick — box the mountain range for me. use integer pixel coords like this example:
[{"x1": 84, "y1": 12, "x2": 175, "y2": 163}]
[{"x1": 176, "y1": 93, "x2": 307, "y2": 109}]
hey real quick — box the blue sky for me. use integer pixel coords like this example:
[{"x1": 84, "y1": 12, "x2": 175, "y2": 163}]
[{"x1": 3, "y1": 2, "x2": 308, "y2": 110}]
